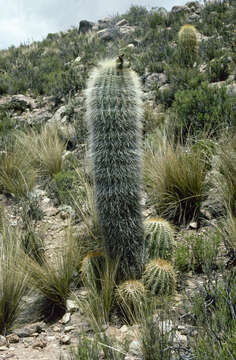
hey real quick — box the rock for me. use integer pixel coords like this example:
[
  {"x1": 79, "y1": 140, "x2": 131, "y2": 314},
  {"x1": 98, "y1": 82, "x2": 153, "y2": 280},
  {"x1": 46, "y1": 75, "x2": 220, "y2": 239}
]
[
  {"x1": 66, "y1": 299, "x2": 79, "y2": 313},
  {"x1": 60, "y1": 312, "x2": 71, "y2": 325},
  {"x1": 50, "y1": 105, "x2": 67, "y2": 123},
  {"x1": 32, "y1": 338, "x2": 47, "y2": 349},
  {"x1": 226, "y1": 83, "x2": 236, "y2": 96},
  {"x1": 105, "y1": 326, "x2": 122, "y2": 340},
  {"x1": 64, "y1": 326, "x2": 75, "y2": 333},
  {"x1": 187, "y1": 13, "x2": 200, "y2": 22},
  {"x1": 185, "y1": 1, "x2": 203, "y2": 13},
  {"x1": 116, "y1": 19, "x2": 128, "y2": 27},
  {"x1": 171, "y1": 5, "x2": 191, "y2": 14},
  {"x1": 9, "y1": 94, "x2": 36, "y2": 112},
  {"x1": 0, "y1": 336, "x2": 7, "y2": 346},
  {"x1": 14, "y1": 322, "x2": 45, "y2": 338},
  {"x1": 79, "y1": 20, "x2": 94, "y2": 34},
  {"x1": 128, "y1": 340, "x2": 142, "y2": 356},
  {"x1": 59, "y1": 205, "x2": 76, "y2": 220},
  {"x1": 6, "y1": 334, "x2": 20, "y2": 344},
  {"x1": 119, "y1": 26, "x2": 135, "y2": 36},
  {"x1": 0, "y1": 346, "x2": 8, "y2": 351},
  {"x1": 59, "y1": 335, "x2": 71, "y2": 345},
  {"x1": 97, "y1": 28, "x2": 116, "y2": 41},
  {"x1": 53, "y1": 326, "x2": 61, "y2": 332},
  {"x1": 145, "y1": 73, "x2": 167, "y2": 90}
]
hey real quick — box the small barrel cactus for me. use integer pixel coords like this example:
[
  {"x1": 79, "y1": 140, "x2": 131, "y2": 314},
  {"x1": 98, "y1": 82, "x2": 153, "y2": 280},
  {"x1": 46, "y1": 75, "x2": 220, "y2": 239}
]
[
  {"x1": 116, "y1": 279, "x2": 145, "y2": 320},
  {"x1": 143, "y1": 259, "x2": 176, "y2": 296},
  {"x1": 178, "y1": 24, "x2": 198, "y2": 67},
  {"x1": 144, "y1": 217, "x2": 175, "y2": 261}
]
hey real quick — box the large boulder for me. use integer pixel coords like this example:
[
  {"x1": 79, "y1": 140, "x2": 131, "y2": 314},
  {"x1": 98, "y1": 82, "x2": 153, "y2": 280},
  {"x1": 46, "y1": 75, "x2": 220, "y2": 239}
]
[{"x1": 79, "y1": 20, "x2": 94, "y2": 34}]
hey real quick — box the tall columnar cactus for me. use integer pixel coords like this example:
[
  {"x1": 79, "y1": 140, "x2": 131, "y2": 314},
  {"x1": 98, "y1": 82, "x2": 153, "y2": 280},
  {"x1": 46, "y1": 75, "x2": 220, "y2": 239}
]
[
  {"x1": 143, "y1": 259, "x2": 176, "y2": 296},
  {"x1": 144, "y1": 217, "x2": 175, "y2": 261},
  {"x1": 178, "y1": 24, "x2": 198, "y2": 67},
  {"x1": 85, "y1": 56, "x2": 144, "y2": 278}
]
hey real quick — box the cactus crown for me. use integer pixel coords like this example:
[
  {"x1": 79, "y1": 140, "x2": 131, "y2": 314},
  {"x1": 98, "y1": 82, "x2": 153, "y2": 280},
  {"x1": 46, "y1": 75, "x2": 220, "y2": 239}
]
[{"x1": 85, "y1": 56, "x2": 144, "y2": 279}]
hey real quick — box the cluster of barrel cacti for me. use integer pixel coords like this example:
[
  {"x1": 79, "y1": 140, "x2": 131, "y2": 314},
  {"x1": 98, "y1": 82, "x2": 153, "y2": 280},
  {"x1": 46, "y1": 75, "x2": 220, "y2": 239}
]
[
  {"x1": 178, "y1": 24, "x2": 198, "y2": 67},
  {"x1": 83, "y1": 56, "x2": 177, "y2": 312}
]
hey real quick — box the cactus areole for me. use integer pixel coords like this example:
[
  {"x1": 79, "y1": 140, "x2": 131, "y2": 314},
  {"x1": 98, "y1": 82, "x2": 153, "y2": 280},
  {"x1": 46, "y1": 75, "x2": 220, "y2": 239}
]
[{"x1": 85, "y1": 56, "x2": 144, "y2": 278}]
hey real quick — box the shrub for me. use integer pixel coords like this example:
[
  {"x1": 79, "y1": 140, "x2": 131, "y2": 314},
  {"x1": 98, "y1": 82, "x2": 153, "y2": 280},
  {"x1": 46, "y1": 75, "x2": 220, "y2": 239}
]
[
  {"x1": 207, "y1": 55, "x2": 231, "y2": 82},
  {"x1": 176, "y1": 230, "x2": 222, "y2": 273},
  {"x1": 17, "y1": 124, "x2": 66, "y2": 177},
  {"x1": 26, "y1": 229, "x2": 81, "y2": 315},
  {"x1": 171, "y1": 82, "x2": 236, "y2": 139},
  {"x1": 189, "y1": 271, "x2": 236, "y2": 360},
  {"x1": 0, "y1": 142, "x2": 37, "y2": 197},
  {"x1": 0, "y1": 224, "x2": 29, "y2": 334},
  {"x1": 144, "y1": 142, "x2": 207, "y2": 225},
  {"x1": 51, "y1": 170, "x2": 78, "y2": 206}
]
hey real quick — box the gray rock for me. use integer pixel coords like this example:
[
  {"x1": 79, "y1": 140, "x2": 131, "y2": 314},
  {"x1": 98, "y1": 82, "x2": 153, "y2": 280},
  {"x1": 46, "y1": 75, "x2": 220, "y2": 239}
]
[
  {"x1": 79, "y1": 20, "x2": 94, "y2": 34},
  {"x1": 145, "y1": 73, "x2": 167, "y2": 90},
  {"x1": 171, "y1": 5, "x2": 191, "y2": 14},
  {"x1": 185, "y1": 1, "x2": 203, "y2": 13},
  {"x1": 61, "y1": 312, "x2": 71, "y2": 325},
  {"x1": 0, "y1": 336, "x2": 7, "y2": 347},
  {"x1": 116, "y1": 19, "x2": 128, "y2": 27},
  {"x1": 128, "y1": 340, "x2": 142, "y2": 356},
  {"x1": 66, "y1": 299, "x2": 79, "y2": 313},
  {"x1": 59, "y1": 335, "x2": 71, "y2": 345},
  {"x1": 119, "y1": 25, "x2": 136, "y2": 36},
  {"x1": 187, "y1": 13, "x2": 200, "y2": 22},
  {"x1": 226, "y1": 83, "x2": 236, "y2": 96},
  {"x1": 9, "y1": 94, "x2": 36, "y2": 112},
  {"x1": 97, "y1": 28, "x2": 116, "y2": 41}
]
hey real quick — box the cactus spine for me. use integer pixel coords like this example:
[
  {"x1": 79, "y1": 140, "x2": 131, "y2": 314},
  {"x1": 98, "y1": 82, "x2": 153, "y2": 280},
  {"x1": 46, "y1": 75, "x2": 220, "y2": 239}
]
[
  {"x1": 85, "y1": 56, "x2": 144, "y2": 278},
  {"x1": 178, "y1": 24, "x2": 198, "y2": 67},
  {"x1": 144, "y1": 217, "x2": 175, "y2": 261},
  {"x1": 143, "y1": 259, "x2": 176, "y2": 296}
]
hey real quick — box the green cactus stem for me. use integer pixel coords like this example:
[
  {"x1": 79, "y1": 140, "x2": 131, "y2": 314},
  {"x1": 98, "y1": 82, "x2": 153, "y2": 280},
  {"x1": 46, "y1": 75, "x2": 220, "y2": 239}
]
[
  {"x1": 178, "y1": 24, "x2": 198, "y2": 67},
  {"x1": 144, "y1": 217, "x2": 175, "y2": 261}
]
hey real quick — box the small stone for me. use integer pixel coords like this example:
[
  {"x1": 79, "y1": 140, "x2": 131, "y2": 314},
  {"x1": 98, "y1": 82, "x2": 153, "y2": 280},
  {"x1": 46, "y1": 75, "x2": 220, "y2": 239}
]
[
  {"x1": 0, "y1": 336, "x2": 7, "y2": 346},
  {"x1": 66, "y1": 299, "x2": 79, "y2": 313},
  {"x1": 6, "y1": 334, "x2": 20, "y2": 343},
  {"x1": 64, "y1": 326, "x2": 74, "y2": 333},
  {"x1": 53, "y1": 326, "x2": 61, "y2": 332},
  {"x1": 116, "y1": 19, "x2": 128, "y2": 27},
  {"x1": 60, "y1": 312, "x2": 71, "y2": 324},
  {"x1": 60, "y1": 335, "x2": 71, "y2": 345},
  {"x1": 47, "y1": 335, "x2": 56, "y2": 342},
  {"x1": 128, "y1": 340, "x2": 142, "y2": 356},
  {"x1": 0, "y1": 346, "x2": 8, "y2": 351},
  {"x1": 32, "y1": 338, "x2": 47, "y2": 349},
  {"x1": 189, "y1": 222, "x2": 198, "y2": 229},
  {"x1": 120, "y1": 325, "x2": 129, "y2": 333}
]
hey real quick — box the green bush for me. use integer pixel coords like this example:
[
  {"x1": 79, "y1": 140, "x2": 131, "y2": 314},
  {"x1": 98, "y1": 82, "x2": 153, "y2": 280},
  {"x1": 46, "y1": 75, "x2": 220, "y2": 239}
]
[
  {"x1": 171, "y1": 82, "x2": 236, "y2": 139},
  {"x1": 207, "y1": 55, "x2": 231, "y2": 82},
  {"x1": 51, "y1": 170, "x2": 78, "y2": 206},
  {"x1": 175, "y1": 229, "x2": 222, "y2": 273}
]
